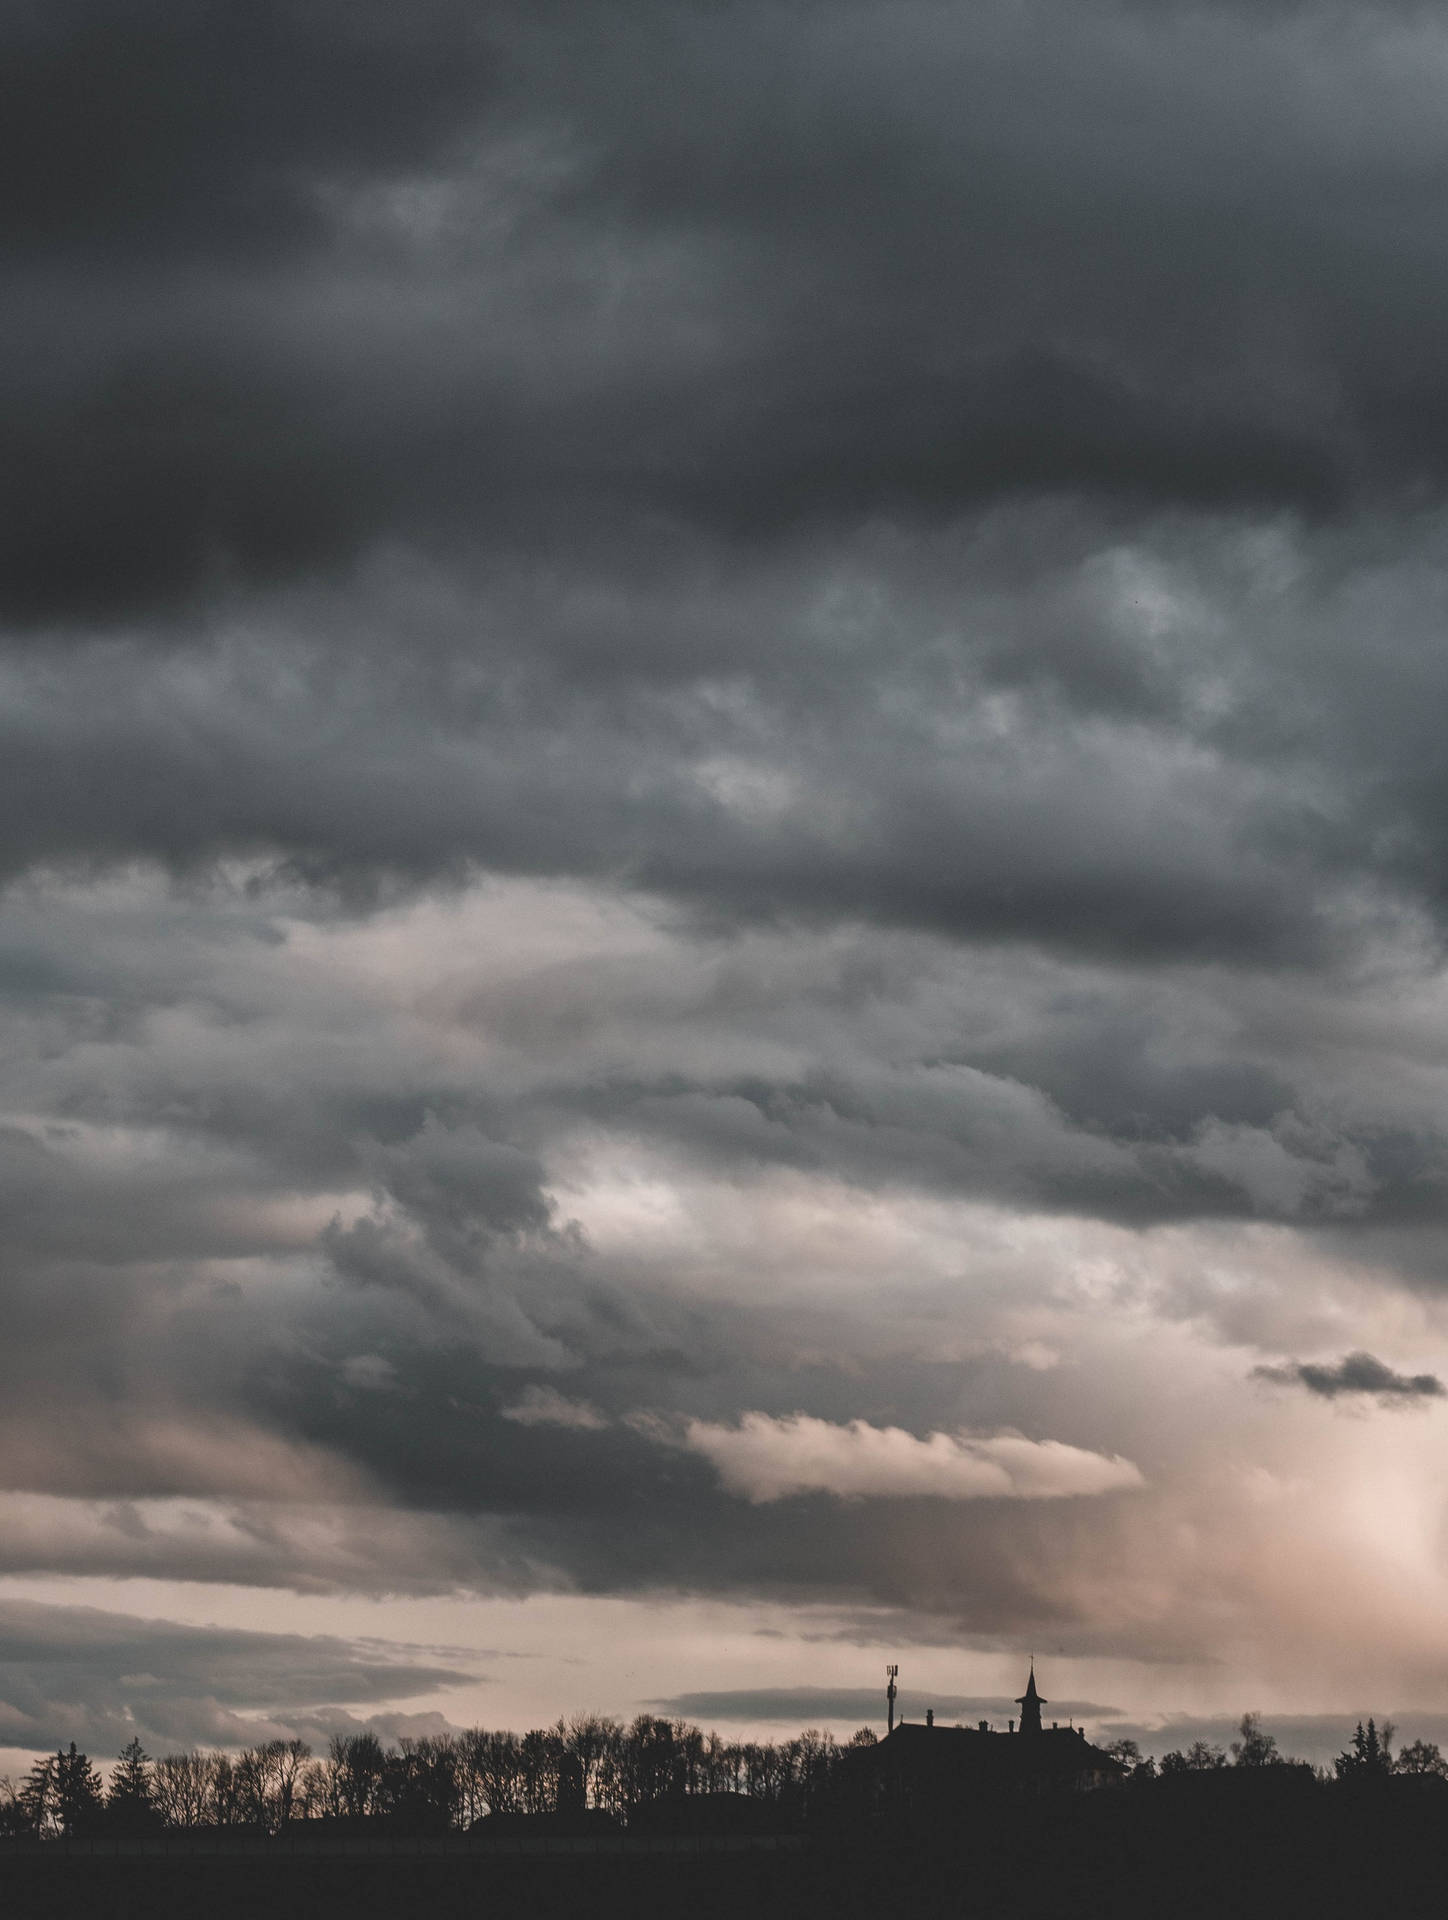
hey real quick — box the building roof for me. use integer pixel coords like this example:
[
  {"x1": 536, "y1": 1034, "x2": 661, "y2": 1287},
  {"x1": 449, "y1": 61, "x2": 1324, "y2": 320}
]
[{"x1": 846, "y1": 1720, "x2": 1124, "y2": 1791}]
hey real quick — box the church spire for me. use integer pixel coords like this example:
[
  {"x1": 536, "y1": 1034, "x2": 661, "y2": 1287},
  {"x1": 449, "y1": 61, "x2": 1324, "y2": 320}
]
[{"x1": 1015, "y1": 1662, "x2": 1045, "y2": 1736}]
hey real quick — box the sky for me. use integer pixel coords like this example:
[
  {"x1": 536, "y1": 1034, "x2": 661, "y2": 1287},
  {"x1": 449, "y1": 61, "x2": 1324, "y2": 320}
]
[{"x1": 9, "y1": 0, "x2": 1448, "y2": 1777}]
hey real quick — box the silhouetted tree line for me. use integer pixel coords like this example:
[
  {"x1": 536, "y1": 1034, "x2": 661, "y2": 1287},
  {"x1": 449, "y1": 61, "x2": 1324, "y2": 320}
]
[
  {"x1": 3, "y1": 1710, "x2": 1443, "y2": 1844},
  {"x1": 1101, "y1": 1713, "x2": 1448, "y2": 1785},
  {"x1": 0, "y1": 1716, "x2": 878, "y2": 1839}
]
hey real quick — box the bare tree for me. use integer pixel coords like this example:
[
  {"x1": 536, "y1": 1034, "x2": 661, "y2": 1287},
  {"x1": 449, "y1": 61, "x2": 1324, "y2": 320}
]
[
  {"x1": 563, "y1": 1714, "x2": 623, "y2": 1813},
  {"x1": 325, "y1": 1731, "x2": 387, "y2": 1818},
  {"x1": 234, "y1": 1739, "x2": 311, "y2": 1832},
  {"x1": 1395, "y1": 1739, "x2": 1448, "y2": 1777},
  {"x1": 0, "y1": 1775, "x2": 23, "y2": 1838},
  {"x1": 208, "y1": 1752, "x2": 239, "y2": 1826},
  {"x1": 1160, "y1": 1740, "x2": 1227, "y2": 1773},
  {"x1": 382, "y1": 1735, "x2": 461, "y2": 1832},
  {"x1": 467, "y1": 1730, "x2": 524, "y2": 1817},
  {"x1": 518, "y1": 1727, "x2": 561, "y2": 1815},
  {"x1": 1231, "y1": 1714, "x2": 1281, "y2": 1767},
  {"x1": 153, "y1": 1753, "x2": 211, "y2": 1828}
]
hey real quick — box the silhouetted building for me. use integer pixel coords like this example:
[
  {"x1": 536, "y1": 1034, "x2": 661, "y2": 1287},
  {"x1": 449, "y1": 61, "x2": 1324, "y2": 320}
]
[
  {"x1": 839, "y1": 1667, "x2": 1124, "y2": 1829},
  {"x1": 1016, "y1": 1664, "x2": 1045, "y2": 1736}
]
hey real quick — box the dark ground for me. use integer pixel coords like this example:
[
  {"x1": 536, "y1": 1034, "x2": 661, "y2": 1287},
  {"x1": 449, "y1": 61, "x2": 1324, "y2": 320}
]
[{"x1": 5, "y1": 1779, "x2": 1447, "y2": 1919}]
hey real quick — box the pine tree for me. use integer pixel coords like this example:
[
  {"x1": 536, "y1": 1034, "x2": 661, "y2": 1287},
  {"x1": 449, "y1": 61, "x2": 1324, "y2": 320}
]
[
  {"x1": 52, "y1": 1743, "x2": 104, "y2": 1837},
  {"x1": 107, "y1": 1737, "x2": 159, "y2": 1831},
  {"x1": 1336, "y1": 1716, "x2": 1394, "y2": 1781},
  {"x1": 18, "y1": 1754, "x2": 56, "y2": 1836}
]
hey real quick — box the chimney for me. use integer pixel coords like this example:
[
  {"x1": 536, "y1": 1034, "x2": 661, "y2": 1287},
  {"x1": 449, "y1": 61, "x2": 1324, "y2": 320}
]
[
  {"x1": 1008, "y1": 1719, "x2": 1015, "y2": 1734},
  {"x1": 926, "y1": 1709, "x2": 934, "y2": 1728}
]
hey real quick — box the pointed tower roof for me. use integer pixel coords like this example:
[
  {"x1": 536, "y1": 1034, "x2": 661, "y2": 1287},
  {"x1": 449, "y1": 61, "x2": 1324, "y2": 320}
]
[{"x1": 1015, "y1": 1663, "x2": 1045, "y2": 1735}]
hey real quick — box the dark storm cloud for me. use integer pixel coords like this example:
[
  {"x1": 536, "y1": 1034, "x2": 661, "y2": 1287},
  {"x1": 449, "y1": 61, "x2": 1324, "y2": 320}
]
[
  {"x1": 482, "y1": 1485, "x2": 1205, "y2": 1663},
  {"x1": 0, "y1": 608, "x2": 1340, "y2": 967},
  {"x1": 0, "y1": 1598, "x2": 478, "y2": 1755},
  {"x1": 7, "y1": 1, "x2": 1448, "y2": 979},
  {"x1": 500, "y1": 1, "x2": 1448, "y2": 525},
  {"x1": 0, "y1": 0, "x2": 498, "y2": 621},
  {"x1": 0, "y1": 1, "x2": 495, "y2": 258},
  {"x1": 8, "y1": 0, "x2": 1448, "y2": 1671},
  {"x1": 1253, "y1": 1351, "x2": 1446, "y2": 1401},
  {"x1": 10, "y1": 0, "x2": 1448, "y2": 625}
]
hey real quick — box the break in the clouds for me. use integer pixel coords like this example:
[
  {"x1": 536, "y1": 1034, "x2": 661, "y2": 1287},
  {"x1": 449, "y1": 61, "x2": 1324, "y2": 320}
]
[
  {"x1": 501, "y1": 1387, "x2": 609, "y2": 1431},
  {"x1": 9, "y1": 0, "x2": 1448, "y2": 1755},
  {"x1": 1253, "y1": 1352, "x2": 1447, "y2": 1403}
]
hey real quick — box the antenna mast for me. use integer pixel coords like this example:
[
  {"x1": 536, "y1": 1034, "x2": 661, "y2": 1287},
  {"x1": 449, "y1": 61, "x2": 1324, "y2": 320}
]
[{"x1": 886, "y1": 1663, "x2": 899, "y2": 1734}]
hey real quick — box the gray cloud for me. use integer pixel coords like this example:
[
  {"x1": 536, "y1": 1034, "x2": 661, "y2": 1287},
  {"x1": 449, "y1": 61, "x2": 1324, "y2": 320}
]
[
  {"x1": 1253, "y1": 1351, "x2": 1446, "y2": 1402},
  {"x1": 14, "y1": 0, "x2": 1448, "y2": 626},
  {"x1": 649, "y1": 1688, "x2": 1120, "y2": 1729},
  {"x1": 0, "y1": 851, "x2": 1435, "y2": 1671},
  {"x1": 1, "y1": 4, "x2": 1448, "y2": 990},
  {"x1": 4, "y1": 0, "x2": 1448, "y2": 1721},
  {"x1": 0, "y1": 2, "x2": 495, "y2": 257},
  {"x1": 0, "y1": 1599, "x2": 479, "y2": 1757}
]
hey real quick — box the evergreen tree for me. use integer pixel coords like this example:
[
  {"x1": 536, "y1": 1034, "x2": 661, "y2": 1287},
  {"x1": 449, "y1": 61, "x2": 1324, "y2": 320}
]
[
  {"x1": 1336, "y1": 1717, "x2": 1395, "y2": 1781},
  {"x1": 18, "y1": 1755, "x2": 56, "y2": 1836},
  {"x1": 52, "y1": 1744, "x2": 104, "y2": 1836},
  {"x1": 107, "y1": 1737, "x2": 159, "y2": 1831}
]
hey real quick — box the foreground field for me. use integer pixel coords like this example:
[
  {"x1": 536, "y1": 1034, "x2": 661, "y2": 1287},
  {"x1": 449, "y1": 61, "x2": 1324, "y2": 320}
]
[{"x1": 4, "y1": 1780, "x2": 1448, "y2": 1920}]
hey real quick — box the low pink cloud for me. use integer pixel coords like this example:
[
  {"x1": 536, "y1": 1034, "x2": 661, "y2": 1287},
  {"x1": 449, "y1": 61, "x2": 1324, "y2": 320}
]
[{"x1": 682, "y1": 1412, "x2": 1145, "y2": 1504}]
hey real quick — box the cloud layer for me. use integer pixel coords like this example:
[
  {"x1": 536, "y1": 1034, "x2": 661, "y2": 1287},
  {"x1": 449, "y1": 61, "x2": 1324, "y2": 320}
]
[
  {"x1": 5, "y1": 0, "x2": 1448, "y2": 1748},
  {"x1": 0, "y1": 1599, "x2": 477, "y2": 1756}
]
